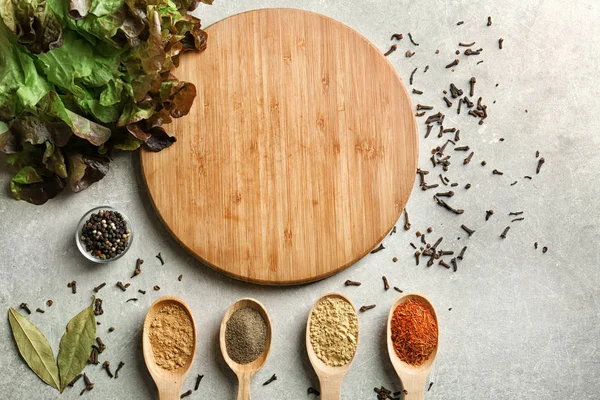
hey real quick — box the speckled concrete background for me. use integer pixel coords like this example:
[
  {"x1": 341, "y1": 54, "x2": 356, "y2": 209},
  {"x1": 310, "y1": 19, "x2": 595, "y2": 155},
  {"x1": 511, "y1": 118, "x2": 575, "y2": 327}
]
[{"x1": 1, "y1": 0, "x2": 599, "y2": 399}]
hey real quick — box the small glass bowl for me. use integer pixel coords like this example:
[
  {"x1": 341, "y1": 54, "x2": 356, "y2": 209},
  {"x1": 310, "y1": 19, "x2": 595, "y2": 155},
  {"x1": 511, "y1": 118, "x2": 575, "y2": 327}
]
[{"x1": 75, "y1": 206, "x2": 134, "y2": 263}]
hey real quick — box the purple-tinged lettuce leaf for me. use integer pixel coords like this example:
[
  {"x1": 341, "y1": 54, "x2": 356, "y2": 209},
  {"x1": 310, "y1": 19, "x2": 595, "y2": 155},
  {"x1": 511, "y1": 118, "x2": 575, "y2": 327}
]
[
  {"x1": 43, "y1": 141, "x2": 67, "y2": 178},
  {"x1": 9, "y1": 115, "x2": 52, "y2": 146},
  {"x1": 10, "y1": 165, "x2": 65, "y2": 204},
  {"x1": 126, "y1": 123, "x2": 151, "y2": 141},
  {"x1": 0, "y1": 0, "x2": 63, "y2": 54},
  {"x1": 161, "y1": 80, "x2": 196, "y2": 118},
  {"x1": 0, "y1": 121, "x2": 20, "y2": 153},
  {"x1": 6, "y1": 142, "x2": 43, "y2": 170},
  {"x1": 144, "y1": 127, "x2": 176, "y2": 152},
  {"x1": 64, "y1": 109, "x2": 111, "y2": 146},
  {"x1": 67, "y1": 152, "x2": 109, "y2": 192}
]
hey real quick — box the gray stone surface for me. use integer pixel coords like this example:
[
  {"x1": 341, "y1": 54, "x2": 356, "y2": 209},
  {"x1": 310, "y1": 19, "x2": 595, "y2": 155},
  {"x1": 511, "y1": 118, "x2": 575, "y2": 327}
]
[{"x1": 1, "y1": 0, "x2": 599, "y2": 399}]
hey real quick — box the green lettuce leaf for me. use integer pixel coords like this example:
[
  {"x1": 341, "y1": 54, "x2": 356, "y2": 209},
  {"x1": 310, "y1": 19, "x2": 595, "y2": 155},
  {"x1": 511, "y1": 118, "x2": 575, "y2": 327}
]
[
  {"x1": 35, "y1": 30, "x2": 95, "y2": 97},
  {"x1": 0, "y1": 21, "x2": 52, "y2": 118}
]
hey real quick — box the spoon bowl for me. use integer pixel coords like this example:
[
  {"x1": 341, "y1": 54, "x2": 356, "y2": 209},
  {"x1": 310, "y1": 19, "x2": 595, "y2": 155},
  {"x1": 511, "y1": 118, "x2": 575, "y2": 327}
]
[
  {"x1": 306, "y1": 292, "x2": 359, "y2": 400},
  {"x1": 143, "y1": 296, "x2": 197, "y2": 400},
  {"x1": 220, "y1": 298, "x2": 272, "y2": 400},
  {"x1": 387, "y1": 293, "x2": 438, "y2": 400}
]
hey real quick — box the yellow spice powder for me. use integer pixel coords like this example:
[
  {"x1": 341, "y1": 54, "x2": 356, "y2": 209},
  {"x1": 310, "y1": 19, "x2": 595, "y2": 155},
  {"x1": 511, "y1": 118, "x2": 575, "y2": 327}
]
[
  {"x1": 309, "y1": 296, "x2": 358, "y2": 366},
  {"x1": 149, "y1": 303, "x2": 194, "y2": 371}
]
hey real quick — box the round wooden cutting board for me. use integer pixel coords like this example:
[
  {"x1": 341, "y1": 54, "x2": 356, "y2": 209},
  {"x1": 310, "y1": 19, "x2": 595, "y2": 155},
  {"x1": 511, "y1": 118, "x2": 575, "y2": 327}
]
[{"x1": 141, "y1": 8, "x2": 418, "y2": 285}]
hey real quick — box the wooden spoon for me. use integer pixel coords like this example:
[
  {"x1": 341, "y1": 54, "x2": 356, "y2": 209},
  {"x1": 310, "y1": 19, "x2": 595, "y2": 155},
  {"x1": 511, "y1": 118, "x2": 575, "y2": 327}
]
[
  {"x1": 387, "y1": 293, "x2": 439, "y2": 400},
  {"x1": 220, "y1": 298, "x2": 272, "y2": 400},
  {"x1": 306, "y1": 292, "x2": 359, "y2": 400},
  {"x1": 143, "y1": 296, "x2": 197, "y2": 400}
]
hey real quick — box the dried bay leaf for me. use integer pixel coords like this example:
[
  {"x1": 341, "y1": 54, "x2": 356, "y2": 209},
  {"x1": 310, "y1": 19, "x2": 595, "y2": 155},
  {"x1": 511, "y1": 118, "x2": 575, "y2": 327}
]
[
  {"x1": 7, "y1": 308, "x2": 60, "y2": 390},
  {"x1": 57, "y1": 298, "x2": 96, "y2": 392}
]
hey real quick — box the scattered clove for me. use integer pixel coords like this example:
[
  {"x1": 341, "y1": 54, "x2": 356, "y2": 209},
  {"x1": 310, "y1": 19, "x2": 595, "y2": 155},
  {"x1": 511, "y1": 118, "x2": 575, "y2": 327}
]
[
  {"x1": 19, "y1": 303, "x2": 31, "y2": 315},
  {"x1": 94, "y1": 298, "x2": 103, "y2": 316},
  {"x1": 469, "y1": 77, "x2": 476, "y2": 97},
  {"x1": 464, "y1": 152, "x2": 474, "y2": 164},
  {"x1": 115, "y1": 361, "x2": 125, "y2": 379},
  {"x1": 404, "y1": 209, "x2": 411, "y2": 230},
  {"x1": 537, "y1": 157, "x2": 545, "y2": 174},
  {"x1": 408, "y1": 32, "x2": 419, "y2": 46},
  {"x1": 410, "y1": 67, "x2": 418, "y2": 85},
  {"x1": 458, "y1": 246, "x2": 467, "y2": 260},
  {"x1": 93, "y1": 283, "x2": 106, "y2": 293},
  {"x1": 131, "y1": 258, "x2": 143, "y2": 278},
  {"x1": 446, "y1": 59, "x2": 459, "y2": 68},
  {"x1": 102, "y1": 361, "x2": 114, "y2": 378},
  {"x1": 383, "y1": 44, "x2": 398, "y2": 56},
  {"x1": 263, "y1": 374, "x2": 277, "y2": 386},
  {"x1": 195, "y1": 374, "x2": 204, "y2": 390},
  {"x1": 434, "y1": 196, "x2": 464, "y2": 214},
  {"x1": 371, "y1": 243, "x2": 385, "y2": 254},
  {"x1": 359, "y1": 304, "x2": 376, "y2": 312},
  {"x1": 67, "y1": 281, "x2": 77, "y2": 294},
  {"x1": 461, "y1": 224, "x2": 475, "y2": 236}
]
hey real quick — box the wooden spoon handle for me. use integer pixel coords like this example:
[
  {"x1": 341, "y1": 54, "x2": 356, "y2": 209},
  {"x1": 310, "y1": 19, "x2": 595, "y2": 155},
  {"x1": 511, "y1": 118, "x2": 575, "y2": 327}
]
[
  {"x1": 402, "y1": 375, "x2": 427, "y2": 400},
  {"x1": 318, "y1": 375, "x2": 342, "y2": 400},
  {"x1": 158, "y1": 384, "x2": 184, "y2": 400},
  {"x1": 237, "y1": 372, "x2": 252, "y2": 400}
]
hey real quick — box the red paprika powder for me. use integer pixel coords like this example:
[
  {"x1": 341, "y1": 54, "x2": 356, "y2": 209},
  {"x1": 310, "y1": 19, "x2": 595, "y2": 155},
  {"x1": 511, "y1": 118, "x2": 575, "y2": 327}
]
[{"x1": 391, "y1": 298, "x2": 438, "y2": 366}]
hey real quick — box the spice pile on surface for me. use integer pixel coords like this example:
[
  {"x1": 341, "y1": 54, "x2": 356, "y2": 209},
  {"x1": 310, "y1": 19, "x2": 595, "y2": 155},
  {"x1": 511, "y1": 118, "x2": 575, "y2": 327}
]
[
  {"x1": 391, "y1": 298, "x2": 438, "y2": 366},
  {"x1": 225, "y1": 307, "x2": 268, "y2": 364},
  {"x1": 149, "y1": 303, "x2": 194, "y2": 371},
  {"x1": 80, "y1": 210, "x2": 130, "y2": 260},
  {"x1": 309, "y1": 296, "x2": 359, "y2": 367}
]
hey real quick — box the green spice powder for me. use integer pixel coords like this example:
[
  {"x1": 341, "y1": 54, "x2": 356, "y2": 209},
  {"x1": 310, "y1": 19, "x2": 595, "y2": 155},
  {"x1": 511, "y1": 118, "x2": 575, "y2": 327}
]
[
  {"x1": 225, "y1": 307, "x2": 268, "y2": 364},
  {"x1": 310, "y1": 296, "x2": 358, "y2": 367}
]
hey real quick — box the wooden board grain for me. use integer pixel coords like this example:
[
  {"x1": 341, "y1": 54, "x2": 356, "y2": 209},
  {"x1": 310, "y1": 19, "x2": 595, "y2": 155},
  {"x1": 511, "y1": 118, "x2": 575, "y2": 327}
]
[{"x1": 141, "y1": 9, "x2": 418, "y2": 285}]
